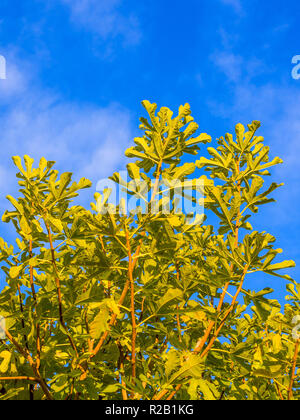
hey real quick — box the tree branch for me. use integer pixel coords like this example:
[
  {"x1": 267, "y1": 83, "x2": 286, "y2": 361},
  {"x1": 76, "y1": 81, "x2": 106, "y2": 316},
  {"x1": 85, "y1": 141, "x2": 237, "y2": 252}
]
[
  {"x1": 4, "y1": 328, "x2": 53, "y2": 400},
  {"x1": 126, "y1": 228, "x2": 137, "y2": 386},
  {"x1": 44, "y1": 220, "x2": 79, "y2": 358},
  {"x1": 288, "y1": 339, "x2": 299, "y2": 400}
]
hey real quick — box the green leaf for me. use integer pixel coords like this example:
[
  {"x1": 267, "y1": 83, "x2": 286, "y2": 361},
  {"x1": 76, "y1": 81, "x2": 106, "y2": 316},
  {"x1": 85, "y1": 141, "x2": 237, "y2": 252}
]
[
  {"x1": 9, "y1": 265, "x2": 23, "y2": 279},
  {"x1": 272, "y1": 334, "x2": 282, "y2": 354},
  {"x1": 198, "y1": 379, "x2": 217, "y2": 400},
  {"x1": 0, "y1": 351, "x2": 11, "y2": 373},
  {"x1": 90, "y1": 308, "x2": 110, "y2": 339},
  {"x1": 265, "y1": 260, "x2": 296, "y2": 271},
  {"x1": 157, "y1": 289, "x2": 182, "y2": 312}
]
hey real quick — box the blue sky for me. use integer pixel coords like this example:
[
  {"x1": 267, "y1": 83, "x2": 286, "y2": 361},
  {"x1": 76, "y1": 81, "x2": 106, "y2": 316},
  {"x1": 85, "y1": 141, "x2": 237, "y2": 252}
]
[{"x1": 0, "y1": 0, "x2": 299, "y2": 302}]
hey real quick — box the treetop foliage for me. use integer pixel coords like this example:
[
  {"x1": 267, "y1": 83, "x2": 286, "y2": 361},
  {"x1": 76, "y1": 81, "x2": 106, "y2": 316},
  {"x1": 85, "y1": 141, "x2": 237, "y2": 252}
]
[{"x1": 0, "y1": 100, "x2": 298, "y2": 400}]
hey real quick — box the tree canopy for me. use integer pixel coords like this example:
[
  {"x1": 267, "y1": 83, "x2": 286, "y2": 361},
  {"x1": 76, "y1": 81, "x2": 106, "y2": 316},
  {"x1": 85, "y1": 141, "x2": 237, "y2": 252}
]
[{"x1": 0, "y1": 100, "x2": 298, "y2": 400}]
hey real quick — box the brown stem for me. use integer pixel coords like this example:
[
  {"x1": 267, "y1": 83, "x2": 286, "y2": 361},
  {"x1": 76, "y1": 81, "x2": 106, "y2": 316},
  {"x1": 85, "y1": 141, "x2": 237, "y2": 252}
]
[
  {"x1": 288, "y1": 339, "x2": 299, "y2": 400},
  {"x1": 99, "y1": 235, "x2": 111, "y2": 296},
  {"x1": 154, "y1": 152, "x2": 249, "y2": 401},
  {"x1": 219, "y1": 390, "x2": 226, "y2": 400},
  {"x1": 154, "y1": 265, "x2": 248, "y2": 401},
  {"x1": 92, "y1": 160, "x2": 163, "y2": 359},
  {"x1": 117, "y1": 343, "x2": 128, "y2": 401},
  {"x1": 89, "y1": 159, "x2": 164, "y2": 390},
  {"x1": 150, "y1": 160, "x2": 163, "y2": 205},
  {"x1": 194, "y1": 157, "x2": 241, "y2": 355},
  {"x1": 175, "y1": 263, "x2": 182, "y2": 342},
  {"x1": 0, "y1": 376, "x2": 38, "y2": 382},
  {"x1": 176, "y1": 305, "x2": 182, "y2": 343},
  {"x1": 84, "y1": 311, "x2": 93, "y2": 354},
  {"x1": 193, "y1": 273, "x2": 233, "y2": 354},
  {"x1": 91, "y1": 235, "x2": 144, "y2": 359},
  {"x1": 275, "y1": 381, "x2": 284, "y2": 401},
  {"x1": 29, "y1": 239, "x2": 41, "y2": 373},
  {"x1": 29, "y1": 239, "x2": 37, "y2": 302},
  {"x1": 139, "y1": 297, "x2": 145, "y2": 323},
  {"x1": 4, "y1": 328, "x2": 53, "y2": 400},
  {"x1": 126, "y1": 228, "x2": 137, "y2": 386},
  {"x1": 45, "y1": 222, "x2": 64, "y2": 326},
  {"x1": 44, "y1": 221, "x2": 78, "y2": 358},
  {"x1": 17, "y1": 284, "x2": 34, "y2": 400},
  {"x1": 200, "y1": 265, "x2": 248, "y2": 359},
  {"x1": 166, "y1": 384, "x2": 181, "y2": 401},
  {"x1": 91, "y1": 276, "x2": 130, "y2": 358},
  {"x1": 65, "y1": 379, "x2": 75, "y2": 400},
  {"x1": 17, "y1": 285, "x2": 29, "y2": 352}
]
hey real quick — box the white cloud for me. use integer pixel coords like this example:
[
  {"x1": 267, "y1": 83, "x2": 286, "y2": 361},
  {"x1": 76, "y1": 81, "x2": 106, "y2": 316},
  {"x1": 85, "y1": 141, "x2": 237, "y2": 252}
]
[
  {"x1": 0, "y1": 57, "x2": 28, "y2": 99},
  {"x1": 59, "y1": 0, "x2": 141, "y2": 46},
  {"x1": 208, "y1": 49, "x2": 300, "y2": 226},
  {"x1": 0, "y1": 56, "x2": 134, "y2": 210},
  {"x1": 220, "y1": 0, "x2": 244, "y2": 15},
  {"x1": 211, "y1": 50, "x2": 267, "y2": 84},
  {"x1": 207, "y1": 47, "x2": 300, "y2": 278},
  {"x1": 1, "y1": 101, "x2": 132, "y2": 177},
  {"x1": 273, "y1": 23, "x2": 290, "y2": 33},
  {"x1": 212, "y1": 52, "x2": 243, "y2": 82}
]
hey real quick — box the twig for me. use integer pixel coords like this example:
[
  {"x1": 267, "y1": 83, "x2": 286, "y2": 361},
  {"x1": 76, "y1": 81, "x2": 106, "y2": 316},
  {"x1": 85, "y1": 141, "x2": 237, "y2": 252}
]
[
  {"x1": 193, "y1": 155, "x2": 242, "y2": 356},
  {"x1": 91, "y1": 233, "x2": 144, "y2": 360},
  {"x1": 0, "y1": 376, "x2": 38, "y2": 382},
  {"x1": 288, "y1": 339, "x2": 299, "y2": 400},
  {"x1": 29, "y1": 238, "x2": 42, "y2": 374},
  {"x1": 4, "y1": 328, "x2": 53, "y2": 400},
  {"x1": 44, "y1": 220, "x2": 79, "y2": 358},
  {"x1": 200, "y1": 265, "x2": 248, "y2": 359},
  {"x1": 17, "y1": 283, "x2": 34, "y2": 400},
  {"x1": 153, "y1": 264, "x2": 248, "y2": 401},
  {"x1": 166, "y1": 384, "x2": 181, "y2": 401},
  {"x1": 117, "y1": 343, "x2": 128, "y2": 401},
  {"x1": 175, "y1": 263, "x2": 182, "y2": 342},
  {"x1": 126, "y1": 228, "x2": 137, "y2": 386}
]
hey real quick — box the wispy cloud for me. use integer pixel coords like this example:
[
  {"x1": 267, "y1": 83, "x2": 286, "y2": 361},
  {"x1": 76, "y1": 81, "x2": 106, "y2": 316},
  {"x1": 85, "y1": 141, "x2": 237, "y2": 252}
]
[
  {"x1": 206, "y1": 37, "x2": 300, "y2": 288},
  {"x1": 0, "y1": 55, "x2": 134, "y2": 207},
  {"x1": 211, "y1": 49, "x2": 267, "y2": 84},
  {"x1": 212, "y1": 52, "x2": 243, "y2": 82},
  {"x1": 59, "y1": 0, "x2": 141, "y2": 46},
  {"x1": 221, "y1": 0, "x2": 244, "y2": 15},
  {"x1": 273, "y1": 23, "x2": 290, "y2": 33},
  {"x1": 208, "y1": 48, "x2": 300, "y2": 227},
  {"x1": 220, "y1": 0, "x2": 244, "y2": 15}
]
